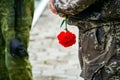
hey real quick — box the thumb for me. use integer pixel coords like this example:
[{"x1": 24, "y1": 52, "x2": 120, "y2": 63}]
[{"x1": 49, "y1": 0, "x2": 57, "y2": 14}]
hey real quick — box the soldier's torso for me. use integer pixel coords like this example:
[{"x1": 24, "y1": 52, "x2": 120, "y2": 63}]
[
  {"x1": 65, "y1": 0, "x2": 120, "y2": 80},
  {"x1": 78, "y1": 21, "x2": 120, "y2": 80}
]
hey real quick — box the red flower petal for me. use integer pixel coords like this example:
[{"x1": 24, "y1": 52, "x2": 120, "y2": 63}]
[
  {"x1": 57, "y1": 31, "x2": 65, "y2": 40},
  {"x1": 57, "y1": 31, "x2": 76, "y2": 47}
]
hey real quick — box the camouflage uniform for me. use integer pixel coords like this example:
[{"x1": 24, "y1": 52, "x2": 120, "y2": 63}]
[
  {"x1": 0, "y1": 0, "x2": 34, "y2": 80},
  {"x1": 54, "y1": 0, "x2": 120, "y2": 80}
]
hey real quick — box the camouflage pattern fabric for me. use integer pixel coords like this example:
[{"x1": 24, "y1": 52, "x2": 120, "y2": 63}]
[
  {"x1": 54, "y1": 0, "x2": 96, "y2": 15},
  {"x1": 54, "y1": 0, "x2": 120, "y2": 80},
  {"x1": 0, "y1": 0, "x2": 34, "y2": 80},
  {"x1": 78, "y1": 21, "x2": 120, "y2": 80}
]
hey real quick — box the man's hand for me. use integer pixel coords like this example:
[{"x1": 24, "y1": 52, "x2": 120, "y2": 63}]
[
  {"x1": 49, "y1": 0, "x2": 57, "y2": 14},
  {"x1": 49, "y1": 0, "x2": 66, "y2": 17}
]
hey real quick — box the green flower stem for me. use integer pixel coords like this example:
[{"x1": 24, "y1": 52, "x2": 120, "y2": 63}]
[
  {"x1": 60, "y1": 16, "x2": 68, "y2": 31},
  {"x1": 64, "y1": 17, "x2": 68, "y2": 31}
]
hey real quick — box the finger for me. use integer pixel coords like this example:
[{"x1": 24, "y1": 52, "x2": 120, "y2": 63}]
[{"x1": 49, "y1": 0, "x2": 57, "y2": 14}]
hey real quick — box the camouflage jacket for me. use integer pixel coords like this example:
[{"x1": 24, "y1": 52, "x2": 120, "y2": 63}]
[
  {"x1": 54, "y1": 0, "x2": 120, "y2": 80},
  {"x1": 54, "y1": 0, "x2": 120, "y2": 25}
]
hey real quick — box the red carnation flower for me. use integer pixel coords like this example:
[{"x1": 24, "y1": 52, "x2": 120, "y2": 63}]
[{"x1": 57, "y1": 30, "x2": 76, "y2": 47}]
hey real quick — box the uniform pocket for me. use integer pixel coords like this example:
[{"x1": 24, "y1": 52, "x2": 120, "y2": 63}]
[{"x1": 81, "y1": 27, "x2": 106, "y2": 61}]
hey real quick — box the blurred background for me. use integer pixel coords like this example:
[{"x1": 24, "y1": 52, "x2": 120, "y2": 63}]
[{"x1": 28, "y1": 0, "x2": 84, "y2": 80}]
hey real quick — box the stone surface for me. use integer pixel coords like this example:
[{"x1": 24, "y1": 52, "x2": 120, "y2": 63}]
[{"x1": 28, "y1": 5, "x2": 84, "y2": 80}]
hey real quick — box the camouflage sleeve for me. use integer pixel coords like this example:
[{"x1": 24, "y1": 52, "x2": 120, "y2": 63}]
[{"x1": 55, "y1": 0, "x2": 96, "y2": 15}]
